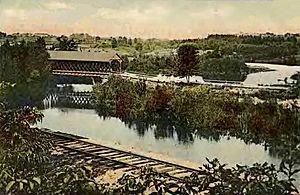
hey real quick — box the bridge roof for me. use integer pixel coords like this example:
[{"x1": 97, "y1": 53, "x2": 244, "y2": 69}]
[{"x1": 48, "y1": 51, "x2": 122, "y2": 63}]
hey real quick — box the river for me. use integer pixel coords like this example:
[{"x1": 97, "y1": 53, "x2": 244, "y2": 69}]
[
  {"x1": 244, "y1": 63, "x2": 300, "y2": 85},
  {"x1": 36, "y1": 62, "x2": 300, "y2": 184},
  {"x1": 37, "y1": 107, "x2": 281, "y2": 167}
]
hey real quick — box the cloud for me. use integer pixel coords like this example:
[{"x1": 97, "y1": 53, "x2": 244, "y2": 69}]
[
  {"x1": 2, "y1": 8, "x2": 26, "y2": 19},
  {"x1": 93, "y1": 5, "x2": 169, "y2": 22},
  {"x1": 71, "y1": 4, "x2": 172, "y2": 38},
  {"x1": 43, "y1": 1, "x2": 73, "y2": 10}
]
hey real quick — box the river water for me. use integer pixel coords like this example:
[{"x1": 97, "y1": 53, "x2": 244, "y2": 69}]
[
  {"x1": 37, "y1": 108, "x2": 281, "y2": 167},
  {"x1": 37, "y1": 63, "x2": 300, "y2": 174},
  {"x1": 244, "y1": 63, "x2": 300, "y2": 85}
]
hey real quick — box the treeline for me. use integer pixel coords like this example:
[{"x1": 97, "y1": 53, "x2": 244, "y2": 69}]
[
  {"x1": 93, "y1": 76, "x2": 300, "y2": 137},
  {"x1": 4, "y1": 31, "x2": 299, "y2": 64},
  {"x1": 199, "y1": 34, "x2": 299, "y2": 65},
  {"x1": 237, "y1": 43, "x2": 297, "y2": 64},
  {"x1": 0, "y1": 38, "x2": 51, "y2": 107},
  {"x1": 199, "y1": 53, "x2": 248, "y2": 81},
  {"x1": 206, "y1": 33, "x2": 298, "y2": 43},
  {"x1": 127, "y1": 44, "x2": 248, "y2": 81},
  {"x1": 127, "y1": 54, "x2": 177, "y2": 75}
]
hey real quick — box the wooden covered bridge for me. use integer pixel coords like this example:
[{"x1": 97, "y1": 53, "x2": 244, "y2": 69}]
[{"x1": 48, "y1": 50, "x2": 123, "y2": 77}]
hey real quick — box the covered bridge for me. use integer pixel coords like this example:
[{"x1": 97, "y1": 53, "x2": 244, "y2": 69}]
[{"x1": 48, "y1": 50, "x2": 123, "y2": 73}]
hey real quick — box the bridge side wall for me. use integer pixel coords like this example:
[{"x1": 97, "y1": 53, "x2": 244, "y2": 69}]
[{"x1": 50, "y1": 60, "x2": 121, "y2": 72}]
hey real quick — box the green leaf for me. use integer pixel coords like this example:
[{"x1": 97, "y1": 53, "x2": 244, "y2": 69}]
[
  {"x1": 56, "y1": 171, "x2": 65, "y2": 177},
  {"x1": 73, "y1": 173, "x2": 79, "y2": 181},
  {"x1": 29, "y1": 181, "x2": 34, "y2": 190},
  {"x1": 33, "y1": 177, "x2": 41, "y2": 185},
  {"x1": 21, "y1": 179, "x2": 28, "y2": 184},
  {"x1": 64, "y1": 175, "x2": 71, "y2": 183},
  {"x1": 19, "y1": 182, "x2": 24, "y2": 191},
  {"x1": 84, "y1": 165, "x2": 92, "y2": 172},
  {"x1": 6, "y1": 181, "x2": 15, "y2": 192}
]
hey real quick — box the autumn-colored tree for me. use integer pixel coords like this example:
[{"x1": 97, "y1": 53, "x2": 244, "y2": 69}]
[
  {"x1": 146, "y1": 85, "x2": 173, "y2": 114},
  {"x1": 116, "y1": 91, "x2": 133, "y2": 119}
]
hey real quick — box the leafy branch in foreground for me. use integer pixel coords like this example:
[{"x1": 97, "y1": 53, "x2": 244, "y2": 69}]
[
  {"x1": 108, "y1": 158, "x2": 299, "y2": 195},
  {"x1": 0, "y1": 107, "x2": 102, "y2": 194}
]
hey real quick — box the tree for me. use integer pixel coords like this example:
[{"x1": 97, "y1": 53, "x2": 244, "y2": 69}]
[
  {"x1": 0, "y1": 31, "x2": 6, "y2": 38},
  {"x1": 135, "y1": 42, "x2": 143, "y2": 52},
  {"x1": 95, "y1": 36, "x2": 101, "y2": 42},
  {"x1": 0, "y1": 38, "x2": 51, "y2": 108},
  {"x1": 128, "y1": 38, "x2": 133, "y2": 46},
  {"x1": 57, "y1": 36, "x2": 77, "y2": 51},
  {"x1": 176, "y1": 44, "x2": 198, "y2": 83},
  {"x1": 123, "y1": 36, "x2": 128, "y2": 45},
  {"x1": 199, "y1": 54, "x2": 248, "y2": 81},
  {"x1": 0, "y1": 107, "x2": 100, "y2": 194},
  {"x1": 111, "y1": 38, "x2": 118, "y2": 48},
  {"x1": 121, "y1": 55, "x2": 129, "y2": 70}
]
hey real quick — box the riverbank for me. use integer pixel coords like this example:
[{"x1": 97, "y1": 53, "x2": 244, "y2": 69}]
[{"x1": 93, "y1": 76, "x2": 297, "y2": 134}]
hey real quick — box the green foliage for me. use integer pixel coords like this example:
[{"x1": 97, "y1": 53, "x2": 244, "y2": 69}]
[
  {"x1": 135, "y1": 42, "x2": 143, "y2": 51},
  {"x1": 92, "y1": 77, "x2": 300, "y2": 162},
  {"x1": 238, "y1": 43, "x2": 297, "y2": 65},
  {"x1": 93, "y1": 76, "x2": 300, "y2": 137},
  {"x1": 201, "y1": 34, "x2": 299, "y2": 65},
  {"x1": 176, "y1": 44, "x2": 198, "y2": 82},
  {"x1": 0, "y1": 82, "x2": 13, "y2": 106},
  {"x1": 0, "y1": 107, "x2": 101, "y2": 194},
  {"x1": 200, "y1": 54, "x2": 248, "y2": 81},
  {"x1": 0, "y1": 38, "x2": 51, "y2": 108},
  {"x1": 0, "y1": 31, "x2": 6, "y2": 38},
  {"x1": 146, "y1": 85, "x2": 173, "y2": 114},
  {"x1": 128, "y1": 38, "x2": 133, "y2": 46},
  {"x1": 0, "y1": 107, "x2": 44, "y2": 149},
  {"x1": 0, "y1": 38, "x2": 50, "y2": 83},
  {"x1": 107, "y1": 159, "x2": 299, "y2": 195},
  {"x1": 291, "y1": 72, "x2": 300, "y2": 97},
  {"x1": 49, "y1": 164, "x2": 99, "y2": 194},
  {"x1": 57, "y1": 35, "x2": 78, "y2": 51},
  {"x1": 0, "y1": 107, "x2": 50, "y2": 193},
  {"x1": 127, "y1": 54, "x2": 176, "y2": 75},
  {"x1": 111, "y1": 38, "x2": 118, "y2": 48}
]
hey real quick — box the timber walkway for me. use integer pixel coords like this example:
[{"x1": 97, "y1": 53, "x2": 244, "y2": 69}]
[{"x1": 42, "y1": 129, "x2": 200, "y2": 181}]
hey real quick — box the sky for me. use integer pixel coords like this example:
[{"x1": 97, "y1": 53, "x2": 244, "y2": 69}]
[{"x1": 0, "y1": 0, "x2": 300, "y2": 39}]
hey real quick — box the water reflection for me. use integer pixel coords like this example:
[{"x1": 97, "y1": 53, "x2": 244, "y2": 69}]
[
  {"x1": 40, "y1": 90, "x2": 300, "y2": 170},
  {"x1": 37, "y1": 107, "x2": 282, "y2": 167},
  {"x1": 124, "y1": 119, "x2": 194, "y2": 144}
]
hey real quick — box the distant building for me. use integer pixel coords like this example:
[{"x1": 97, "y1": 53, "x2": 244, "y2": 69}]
[{"x1": 48, "y1": 50, "x2": 123, "y2": 72}]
